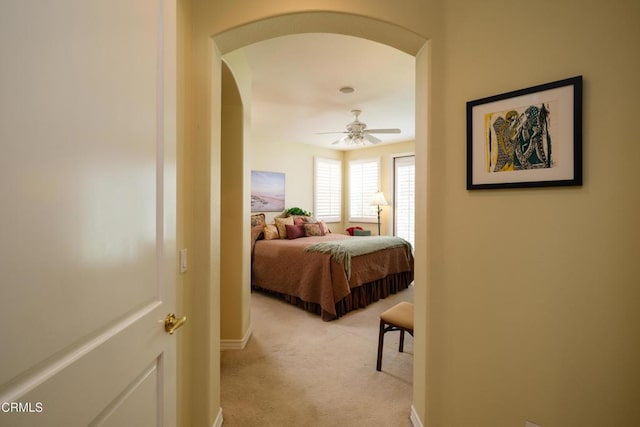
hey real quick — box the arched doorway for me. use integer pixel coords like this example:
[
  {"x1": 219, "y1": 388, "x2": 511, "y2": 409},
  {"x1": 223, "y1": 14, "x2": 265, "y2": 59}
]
[
  {"x1": 183, "y1": 10, "x2": 430, "y2": 426},
  {"x1": 213, "y1": 11, "x2": 427, "y2": 333}
]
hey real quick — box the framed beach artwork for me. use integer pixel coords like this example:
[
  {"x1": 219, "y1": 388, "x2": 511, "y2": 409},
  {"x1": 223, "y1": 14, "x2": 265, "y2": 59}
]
[
  {"x1": 251, "y1": 170, "x2": 285, "y2": 212},
  {"x1": 466, "y1": 76, "x2": 582, "y2": 190}
]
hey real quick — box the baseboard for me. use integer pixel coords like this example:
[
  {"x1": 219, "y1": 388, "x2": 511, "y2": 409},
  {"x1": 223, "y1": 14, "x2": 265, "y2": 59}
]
[
  {"x1": 410, "y1": 405, "x2": 424, "y2": 427},
  {"x1": 220, "y1": 324, "x2": 252, "y2": 350},
  {"x1": 211, "y1": 407, "x2": 223, "y2": 427}
]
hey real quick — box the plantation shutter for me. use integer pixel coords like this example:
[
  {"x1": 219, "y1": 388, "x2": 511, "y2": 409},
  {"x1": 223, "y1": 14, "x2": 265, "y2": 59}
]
[
  {"x1": 314, "y1": 157, "x2": 342, "y2": 222},
  {"x1": 394, "y1": 155, "x2": 415, "y2": 248},
  {"x1": 349, "y1": 158, "x2": 380, "y2": 222}
]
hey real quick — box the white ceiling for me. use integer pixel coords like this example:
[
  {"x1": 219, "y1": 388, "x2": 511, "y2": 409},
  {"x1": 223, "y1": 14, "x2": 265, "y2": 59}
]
[{"x1": 223, "y1": 33, "x2": 415, "y2": 151}]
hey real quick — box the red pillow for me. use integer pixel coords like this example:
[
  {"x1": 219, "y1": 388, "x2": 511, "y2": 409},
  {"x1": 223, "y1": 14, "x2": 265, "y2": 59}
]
[
  {"x1": 285, "y1": 223, "x2": 305, "y2": 239},
  {"x1": 346, "y1": 226, "x2": 363, "y2": 236}
]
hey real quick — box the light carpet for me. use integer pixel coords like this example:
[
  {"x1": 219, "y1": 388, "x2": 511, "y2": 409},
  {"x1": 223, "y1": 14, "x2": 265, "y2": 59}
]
[{"x1": 220, "y1": 285, "x2": 414, "y2": 426}]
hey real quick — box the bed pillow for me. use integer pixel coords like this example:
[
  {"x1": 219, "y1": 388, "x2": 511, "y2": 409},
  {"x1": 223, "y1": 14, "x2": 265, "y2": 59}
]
[
  {"x1": 285, "y1": 224, "x2": 305, "y2": 239},
  {"x1": 275, "y1": 216, "x2": 294, "y2": 239},
  {"x1": 250, "y1": 213, "x2": 266, "y2": 244},
  {"x1": 303, "y1": 223, "x2": 324, "y2": 237},
  {"x1": 263, "y1": 224, "x2": 279, "y2": 240},
  {"x1": 292, "y1": 215, "x2": 318, "y2": 224},
  {"x1": 319, "y1": 220, "x2": 330, "y2": 234}
]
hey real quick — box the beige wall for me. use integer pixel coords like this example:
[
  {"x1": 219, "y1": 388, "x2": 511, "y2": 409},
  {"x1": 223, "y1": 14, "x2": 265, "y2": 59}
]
[
  {"x1": 176, "y1": 2, "x2": 189, "y2": 425},
  {"x1": 220, "y1": 63, "x2": 251, "y2": 342},
  {"x1": 426, "y1": 1, "x2": 640, "y2": 426},
  {"x1": 249, "y1": 140, "x2": 343, "y2": 229},
  {"x1": 180, "y1": 1, "x2": 222, "y2": 424},
  {"x1": 182, "y1": 1, "x2": 640, "y2": 427}
]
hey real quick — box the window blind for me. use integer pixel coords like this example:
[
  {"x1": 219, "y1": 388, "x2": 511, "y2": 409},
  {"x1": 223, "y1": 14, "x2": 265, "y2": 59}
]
[
  {"x1": 314, "y1": 157, "x2": 342, "y2": 222},
  {"x1": 394, "y1": 155, "x2": 415, "y2": 248},
  {"x1": 349, "y1": 158, "x2": 380, "y2": 222}
]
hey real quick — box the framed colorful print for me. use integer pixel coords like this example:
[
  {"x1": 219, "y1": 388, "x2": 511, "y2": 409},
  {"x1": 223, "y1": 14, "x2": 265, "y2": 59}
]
[{"x1": 466, "y1": 76, "x2": 583, "y2": 190}]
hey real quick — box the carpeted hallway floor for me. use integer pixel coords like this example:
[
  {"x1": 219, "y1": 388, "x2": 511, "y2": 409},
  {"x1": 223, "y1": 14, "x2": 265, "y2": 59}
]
[{"x1": 220, "y1": 285, "x2": 414, "y2": 426}]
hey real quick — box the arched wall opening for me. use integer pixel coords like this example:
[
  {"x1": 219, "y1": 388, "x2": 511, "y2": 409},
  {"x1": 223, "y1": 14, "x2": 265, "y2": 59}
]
[{"x1": 184, "y1": 10, "x2": 431, "y2": 426}]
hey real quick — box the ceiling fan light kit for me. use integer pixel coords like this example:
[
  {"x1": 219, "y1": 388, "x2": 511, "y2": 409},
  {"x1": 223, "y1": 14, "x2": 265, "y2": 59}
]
[{"x1": 318, "y1": 109, "x2": 401, "y2": 146}]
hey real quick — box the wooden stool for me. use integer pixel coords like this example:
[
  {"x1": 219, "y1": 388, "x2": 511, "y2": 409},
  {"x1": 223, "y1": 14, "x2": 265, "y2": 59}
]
[{"x1": 376, "y1": 301, "x2": 414, "y2": 371}]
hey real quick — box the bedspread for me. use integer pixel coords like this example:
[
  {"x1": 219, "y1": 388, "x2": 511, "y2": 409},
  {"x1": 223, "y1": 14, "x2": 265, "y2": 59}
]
[{"x1": 251, "y1": 234, "x2": 414, "y2": 318}]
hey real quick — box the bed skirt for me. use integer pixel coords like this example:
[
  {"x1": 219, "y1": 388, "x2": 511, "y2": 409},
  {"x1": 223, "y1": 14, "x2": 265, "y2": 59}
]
[{"x1": 252, "y1": 270, "x2": 414, "y2": 321}]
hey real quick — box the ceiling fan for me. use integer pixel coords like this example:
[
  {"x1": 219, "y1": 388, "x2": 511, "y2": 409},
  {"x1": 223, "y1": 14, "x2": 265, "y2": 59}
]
[{"x1": 317, "y1": 109, "x2": 401, "y2": 145}]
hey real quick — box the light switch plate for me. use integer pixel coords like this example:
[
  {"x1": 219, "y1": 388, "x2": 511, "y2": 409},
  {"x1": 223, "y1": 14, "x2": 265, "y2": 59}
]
[{"x1": 179, "y1": 248, "x2": 188, "y2": 273}]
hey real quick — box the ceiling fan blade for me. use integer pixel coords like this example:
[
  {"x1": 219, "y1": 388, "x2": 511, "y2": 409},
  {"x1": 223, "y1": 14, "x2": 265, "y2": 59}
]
[
  {"x1": 332, "y1": 135, "x2": 350, "y2": 145},
  {"x1": 365, "y1": 128, "x2": 401, "y2": 134},
  {"x1": 365, "y1": 134, "x2": 382, "y2": 144},
  {"x1": 317, "y1": 131, "x2": 348, "y2": 135}
]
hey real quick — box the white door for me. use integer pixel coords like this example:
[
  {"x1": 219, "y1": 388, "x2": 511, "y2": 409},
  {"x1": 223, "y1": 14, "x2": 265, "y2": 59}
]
[{"x1": 0, "y1": 1, "x2": 178, "y2": 426}]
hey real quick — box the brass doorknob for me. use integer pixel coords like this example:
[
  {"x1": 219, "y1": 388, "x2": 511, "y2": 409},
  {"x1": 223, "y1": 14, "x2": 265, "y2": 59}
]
[{"x1": 164, "y1": 313, "x2": 187, "y2": 334}]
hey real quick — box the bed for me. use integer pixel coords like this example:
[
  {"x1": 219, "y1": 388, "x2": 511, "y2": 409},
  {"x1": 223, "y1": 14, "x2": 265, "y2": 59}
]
[{"x1": 250, "y1": 214, "x2": 414, "y2": 321}]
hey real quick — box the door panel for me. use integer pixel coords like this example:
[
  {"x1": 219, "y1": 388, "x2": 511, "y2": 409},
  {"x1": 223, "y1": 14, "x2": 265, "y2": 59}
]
[
  {"x1": 0, "y1": 1, "x2": 177, "y2": 426},
  {"x1": 98, "y1": 361, "x2": 160, "y2": 427}
]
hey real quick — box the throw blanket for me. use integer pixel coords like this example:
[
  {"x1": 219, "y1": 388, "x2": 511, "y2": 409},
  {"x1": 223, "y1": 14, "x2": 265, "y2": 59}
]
[{"x1": 304, "y1": 236, "x2": 412, "y2": 279}]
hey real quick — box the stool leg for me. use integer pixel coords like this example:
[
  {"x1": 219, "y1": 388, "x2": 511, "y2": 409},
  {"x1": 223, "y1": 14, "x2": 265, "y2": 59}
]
[
  {"x1": 399, "y1": 329, "x2": 405, "y2": 353},
  {"x1": 376, "y1": 319, "x2": 385, "y2": 371}
]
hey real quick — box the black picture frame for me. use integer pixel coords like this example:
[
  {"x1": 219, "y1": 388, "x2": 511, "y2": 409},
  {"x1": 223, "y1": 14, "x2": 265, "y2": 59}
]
[{"x1": 466, "y1": 76, "x2": 582, "y2": 190}]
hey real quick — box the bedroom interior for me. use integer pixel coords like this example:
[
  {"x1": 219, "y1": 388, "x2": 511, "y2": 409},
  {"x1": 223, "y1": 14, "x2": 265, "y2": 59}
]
[
  {"x1": 220, "y1": 32, "x2": 417, "y2": 338},
  {"x1": 219, "y1": 32, "x2": 417, "y2": 419}
]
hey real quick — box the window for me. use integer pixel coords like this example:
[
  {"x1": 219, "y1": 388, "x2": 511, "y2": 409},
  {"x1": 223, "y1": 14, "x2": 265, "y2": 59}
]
[
  {"x1": 348, "y1": 158, "x2": 380, "y2": 222},
  {"x1": 394, "y1": 155, "x2": 415, "y2": 249},
  {"x1": 314, "y1": 157, "x2": 342, "y2": 222}
]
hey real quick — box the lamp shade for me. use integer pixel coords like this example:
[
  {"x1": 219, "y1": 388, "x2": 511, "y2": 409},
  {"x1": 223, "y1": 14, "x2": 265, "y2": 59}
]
[{"x1": 370, "y1": 191, "x2": 388, "y2": 206}]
